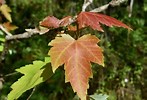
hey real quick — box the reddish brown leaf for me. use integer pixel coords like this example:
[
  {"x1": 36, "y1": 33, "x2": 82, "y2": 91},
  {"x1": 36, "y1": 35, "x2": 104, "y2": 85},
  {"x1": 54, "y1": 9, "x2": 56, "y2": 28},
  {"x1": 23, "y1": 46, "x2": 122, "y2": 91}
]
[
  {"x1": 3, "y1": 22, "x2": 18, "y2": 31},
  {"x1": 77, "y1": 12, "x2": 132, "y2": 32},
  {"x1": 48, "y1": 34, "x2": 103, "y2": 100},
  {"x1": 40, "y1": 16, "x2": 72, "y2": 29},
  {"x1": 40, "y1": 16, "x2": 60, "y2": 28},
  {"x1": 59, "y1": 16, "x2": 72, "y2": 26}
]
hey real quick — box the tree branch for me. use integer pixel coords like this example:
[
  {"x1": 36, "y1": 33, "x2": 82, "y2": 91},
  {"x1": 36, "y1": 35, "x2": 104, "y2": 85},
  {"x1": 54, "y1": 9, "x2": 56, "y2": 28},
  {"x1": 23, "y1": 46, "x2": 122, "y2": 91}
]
[
  {"x1": 128, "y1": 0, "x2": 134, "y2": 17},
  {"x1": 90, "y1": 0, "x2": 127, "y2": 12},
  {"x1": 90, "y1": 4, "x2": 109, "y2": 12},
  {"x1": 5, "y1": 31, "x2": 38, "y2": 41},
  {"x1": 4, "y1": 0, "x2": 128, "y2": 41},
  {"x1": 0, "y1": 24, "x2": 12, "y2": 36},
  {"x1": 82, "y1": 0, "x2": 93, "y2": 12}
]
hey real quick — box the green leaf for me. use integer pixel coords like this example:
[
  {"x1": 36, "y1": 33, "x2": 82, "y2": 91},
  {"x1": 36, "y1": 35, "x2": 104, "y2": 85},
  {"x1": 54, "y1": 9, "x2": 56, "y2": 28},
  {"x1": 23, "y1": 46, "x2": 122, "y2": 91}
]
[
  {"x1": 0, "y1": 30, "x2": 4, "y2": 35},
  {"x1": 0, "y1": 37, "x2": 5, "y2": 42},
  {"x1": 0, "y1": 45, "x2": 4, "y2": 52},
  {"x1": 90, "y1": 94, "x2": 108, "y2": 100},
  {"x1": 7, "y1": 57, "x2": 53, "y2": 100}
]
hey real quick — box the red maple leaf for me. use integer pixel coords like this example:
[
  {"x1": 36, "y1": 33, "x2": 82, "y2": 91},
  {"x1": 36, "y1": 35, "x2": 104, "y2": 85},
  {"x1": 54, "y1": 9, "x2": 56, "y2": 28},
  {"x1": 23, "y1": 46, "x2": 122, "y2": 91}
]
[
  {"x1": 59, "y1": 16, "x2": 72, "y2": 26},
  {"x1": 77, "y1": 12, "x2": 132, "y2": 32},
  {"x1": 48, "y1": 34, "x2": 103, "y2": 100},
  {"x1": 40, "y1": 16, "x2": 60, "y2": 28},
  {"x1": 40, "y1": 16, "x2": 72, "y2": 29}
]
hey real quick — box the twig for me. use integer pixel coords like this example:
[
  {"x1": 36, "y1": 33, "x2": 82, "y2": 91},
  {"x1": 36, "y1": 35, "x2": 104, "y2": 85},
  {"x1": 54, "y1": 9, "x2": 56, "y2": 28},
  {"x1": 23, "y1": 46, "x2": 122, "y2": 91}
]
[
  {"x1": 5, "y1": 31, "x2": 39, "y2": 41},
  {"x1": 91, "y1": 0, "x2": 127, "y2": 12},
  {"x1": 26, "y1": 87, "x2": 36, "y2": 100},
  {"x1": 4, "y1": 72, "x2": 19, "y2": 77},
  {"x1": 5, "y1": 28, "x2": 49, "y2": 41},
  {"x1": 82, "y1": 0, "x2": 93, "y2": 12},
  {"x1": 109, "y1": 0, "x2": 126, "y2": 7},
  {"x1": 129, "y1": 0, "x2": 134, "y2": 17},
  {"x1": 0, "y1": 24, "x2": 12, "y2": 36},
  {"x1": 3, "y1": 0, "x2": 128, "y2": 41},
  {"x1": 90, "y1": 4, "x2": 109, "y2": 12}
]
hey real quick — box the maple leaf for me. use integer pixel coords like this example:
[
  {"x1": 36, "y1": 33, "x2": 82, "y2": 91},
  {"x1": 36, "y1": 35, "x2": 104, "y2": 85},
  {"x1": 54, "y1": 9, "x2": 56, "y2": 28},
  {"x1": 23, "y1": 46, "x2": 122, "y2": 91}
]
[
  {"x1": 3, "y1": 22, "x2": 18, "y2": 32},
  {"x1": 48, "y1": 34, "x2": 103, "y2": 100},
  {"x1": 40, "y1": 16, "x2": 60, "y2": 28},
  {"x1": 8, "y1": 57, "x2": 52, "y2": 100},
  {"x1": 77, "y1": 12, "x2": 132, "y2": 32},
  {"x1": 40, "y1": 16, "x2": 72, "y2": 29},
  {"x1": 0, "y1": 4, "x2": 12, "y2": 22},
  {"x1": 59, "y1": 16, "x2": 72, "y2": 26}
]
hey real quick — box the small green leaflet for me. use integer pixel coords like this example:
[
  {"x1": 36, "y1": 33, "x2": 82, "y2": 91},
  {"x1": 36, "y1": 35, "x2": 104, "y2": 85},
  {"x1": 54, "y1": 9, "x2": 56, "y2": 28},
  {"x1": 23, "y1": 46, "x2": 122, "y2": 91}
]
[
  {"x1": 0, "y1": 45, "x2": 4, "y2": 52},
  {"x1": 0, "y1": 37, "x2": 5, "y2": 42},
  {"x1": 7, "y1": 57, "x2": 53, "y2": 100},
  {"x1": 90, "y1": 94, "x2": 108, "y2": 100},
  {"x1": 0, "y1": 31, "x2": 5, "y2": 52}
]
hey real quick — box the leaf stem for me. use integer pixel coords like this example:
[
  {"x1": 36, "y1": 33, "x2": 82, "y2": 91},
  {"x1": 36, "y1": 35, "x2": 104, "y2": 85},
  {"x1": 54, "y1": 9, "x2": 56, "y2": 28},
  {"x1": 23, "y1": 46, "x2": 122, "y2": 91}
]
[
  {"x1": 75, "y1": 22, "x2": 80, "y2": 40},
  {"x1": 26, "y1": 87, "x2": 36, "y2": 100},
  {"x1": 4, "y1": 72, "x2": 19, "y2": 77}
]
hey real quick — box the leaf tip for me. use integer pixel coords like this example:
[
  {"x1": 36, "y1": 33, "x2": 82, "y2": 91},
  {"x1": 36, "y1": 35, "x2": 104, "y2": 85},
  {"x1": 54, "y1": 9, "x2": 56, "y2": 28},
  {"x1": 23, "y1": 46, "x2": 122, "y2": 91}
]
[{"x1": 101, "y1": 62, "x2": 105, "y2": 67}]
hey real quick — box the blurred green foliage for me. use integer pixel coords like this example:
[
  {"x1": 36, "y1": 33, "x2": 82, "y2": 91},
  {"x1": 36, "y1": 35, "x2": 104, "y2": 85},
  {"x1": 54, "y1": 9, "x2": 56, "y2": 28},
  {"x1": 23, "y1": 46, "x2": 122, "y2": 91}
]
[{"x1": 0, "y1": 0, "x2": 146, "y2": 100}]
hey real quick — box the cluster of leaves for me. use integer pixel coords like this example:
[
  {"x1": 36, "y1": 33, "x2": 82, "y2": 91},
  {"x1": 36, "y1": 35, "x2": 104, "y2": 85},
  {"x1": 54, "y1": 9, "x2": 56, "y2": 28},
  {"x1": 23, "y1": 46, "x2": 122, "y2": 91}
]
[
  {"x1": 0, "y1": 0, "x2": 17, "y2": 53},
  {"x1": 6, "y1": 8, "x2": 131, "y2": 100},
  {"x1": 0, "y1": 0, "x2": 18, "y2": 31},
  {"x1": 1, "y1": 0, "x2": 146, "y2": 100}
]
